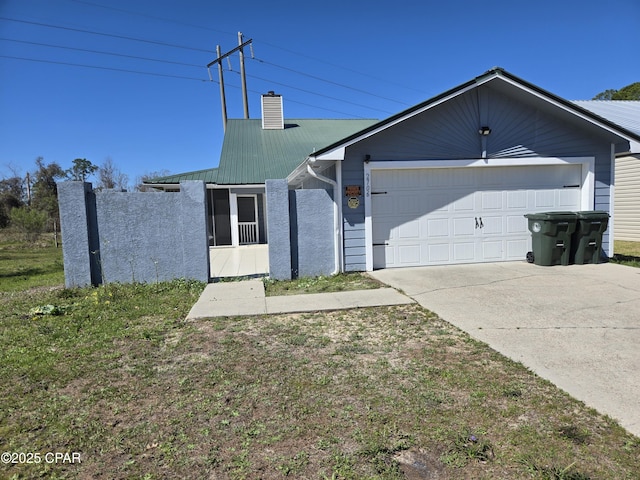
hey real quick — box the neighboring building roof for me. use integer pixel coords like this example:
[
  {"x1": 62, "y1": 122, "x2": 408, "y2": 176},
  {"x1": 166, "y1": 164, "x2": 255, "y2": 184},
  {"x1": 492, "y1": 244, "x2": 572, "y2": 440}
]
[
  {"x1": 149, "y1": 167, "x2": 218, "y2": 184},
  {"x1": 572, "y1": 101, "x2": 640, "y2": 136},
  {"x1": 214, "y1": 118, "x2": 378, "y2": 184}
]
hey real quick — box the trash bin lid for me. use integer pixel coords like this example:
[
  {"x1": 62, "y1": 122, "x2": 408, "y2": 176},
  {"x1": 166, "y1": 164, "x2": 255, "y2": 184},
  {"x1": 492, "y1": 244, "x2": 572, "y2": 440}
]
[
  {"x1": 524, "y1": 211, "x2": 577, "y2": 221},
  {"x1": 575, "y1": 210, "x2": 610, "y2": 219}
]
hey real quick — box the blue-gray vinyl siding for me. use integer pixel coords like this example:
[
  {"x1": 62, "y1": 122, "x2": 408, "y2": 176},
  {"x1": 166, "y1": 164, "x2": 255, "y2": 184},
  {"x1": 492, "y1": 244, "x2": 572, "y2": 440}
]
[
  {"x1": 342, "y1": 159, "x2": 366, "y2": 271},
  {"x1": 341, "y1": 85, "x2": 616, "y2": 271}
]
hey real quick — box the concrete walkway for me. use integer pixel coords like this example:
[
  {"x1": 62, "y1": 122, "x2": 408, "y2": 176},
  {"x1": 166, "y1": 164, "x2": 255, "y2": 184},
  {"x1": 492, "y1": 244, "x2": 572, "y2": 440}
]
[
  {"x1": 370, "y1": 262, "x2": 640, "y2": 438},
  {"x1": 186, "y1": 279, "x2": 414, "y2": 319}
]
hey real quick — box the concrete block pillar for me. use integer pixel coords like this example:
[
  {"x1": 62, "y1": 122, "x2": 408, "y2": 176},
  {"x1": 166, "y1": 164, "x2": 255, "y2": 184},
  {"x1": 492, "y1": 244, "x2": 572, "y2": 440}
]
[
  {"x1": 58, "y1": 181, "x2": 99, "y2": 287},
  {"x1": 179, "y1": 181, "x2": 211, "y2": 282},
  {"x1": 266, "y1": 179, "x2": 291, "y2": 280}
]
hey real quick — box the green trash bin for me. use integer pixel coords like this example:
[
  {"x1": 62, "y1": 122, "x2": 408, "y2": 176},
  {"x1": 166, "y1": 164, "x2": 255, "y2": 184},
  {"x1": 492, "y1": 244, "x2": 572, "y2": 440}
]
[
  {"x1": 524, "y1": 212, "x2": 577, "y2": 266},
  {"x1": 571, "y1": 211, "x2": 609, "y2": 264}
]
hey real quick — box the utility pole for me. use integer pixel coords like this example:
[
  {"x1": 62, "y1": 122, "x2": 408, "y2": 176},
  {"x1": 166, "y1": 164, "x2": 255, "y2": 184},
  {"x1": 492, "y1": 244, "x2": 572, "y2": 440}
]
[
  {"x1": 238, "y1": 32, "x2": 249, "y2": 119},
  {"x1": 207, "y1": 34, "x2": 253, "y2": 132},
  {"x1": 216, "y1": 45, "x2": 228, "y2": 132},
  {"x1": 25, "y1": 172, "x2": 31, "y2": 205}
]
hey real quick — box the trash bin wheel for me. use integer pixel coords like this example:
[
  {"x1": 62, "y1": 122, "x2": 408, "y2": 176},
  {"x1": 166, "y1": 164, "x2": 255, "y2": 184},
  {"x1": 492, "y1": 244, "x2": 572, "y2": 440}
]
[{"x1": 526, "y1": 251, "x2": 534, "y2": 263}]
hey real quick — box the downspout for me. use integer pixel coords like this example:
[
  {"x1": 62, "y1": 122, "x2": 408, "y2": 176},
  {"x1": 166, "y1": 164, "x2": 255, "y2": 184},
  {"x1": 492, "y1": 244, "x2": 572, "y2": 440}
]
[
  {"x1": 306, "y1": 157, "x2": 341, "y2": 275},
  {"x1": 608, "y1": 143, "x2": 615, "y2": 258}
]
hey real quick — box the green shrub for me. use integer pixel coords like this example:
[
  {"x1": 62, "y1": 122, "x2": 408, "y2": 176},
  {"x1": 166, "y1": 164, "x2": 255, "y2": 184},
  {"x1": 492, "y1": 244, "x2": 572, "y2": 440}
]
[{"x1": 9, "y1": 207, "x2": 48, "y2": 241}]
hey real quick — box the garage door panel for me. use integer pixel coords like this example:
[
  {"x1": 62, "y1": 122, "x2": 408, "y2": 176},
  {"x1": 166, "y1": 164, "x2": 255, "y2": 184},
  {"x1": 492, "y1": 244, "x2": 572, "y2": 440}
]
[
  {"x1": 397, "y1": 220, "x2": 420, "y2": 239},
  {"x1": 558, "y1": 188, "x2": 580, "y2": 208},
  {"x1": 452, "y1": 193, "x2": 475, "y2": 211},
  {"x1": 372, "y1": 220, "x2": 394, "y2": 243},
  {"x1": 427, "y1": 243, "x2": 450, "y2": 263},
  {"x1": 534, "y1": 190, "x2": 557, "y2": 208},
  {"x1": 481, "y1": 191, "x2": 503, "y2": 210},
  {"x1": 453, "y1": 217, "x2": 475, "y2": 236},
  {"x1": 424, "y1": 218, "x2": 449, "y2": 238},
  {"x1": 453, "y1": 242, "x2": 475, "y2": 261},
  {"x1": 506, "y1": 239, "x2": 528, "y2": 259},
  {"x1": 371, "y1": 165, "x2": 582, "y2": 268},
  {"x1": 507, "y1": 191, "x2": 527, "y2": 209},
  {"x1": 481, "y1": 240, "x2": 504, "y2": 260},
  {"x1": 506, "y1": 215, "x2": 527, "y2": 234},
  {"x1": 398, "y1": 245, "x2": 420, "y2": 264},
  {"x1": 479, "y1": 215, "x2": 503, "y2": 235}
]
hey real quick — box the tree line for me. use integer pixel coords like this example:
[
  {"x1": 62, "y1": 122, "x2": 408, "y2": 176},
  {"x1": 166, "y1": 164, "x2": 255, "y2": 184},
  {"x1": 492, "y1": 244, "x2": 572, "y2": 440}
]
[{"x1": 0, "y1": 157, "x2": 166, "y2": 242}]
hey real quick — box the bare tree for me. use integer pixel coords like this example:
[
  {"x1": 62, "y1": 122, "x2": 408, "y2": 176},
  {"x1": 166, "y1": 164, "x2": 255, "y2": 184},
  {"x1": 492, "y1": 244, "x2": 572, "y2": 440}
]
[
  {"x1": 97, "y1": 157, "x2": 129, "y2": 191},
  {"x1": 135, "y1": 170, "x2": 172, "y2": 192}
]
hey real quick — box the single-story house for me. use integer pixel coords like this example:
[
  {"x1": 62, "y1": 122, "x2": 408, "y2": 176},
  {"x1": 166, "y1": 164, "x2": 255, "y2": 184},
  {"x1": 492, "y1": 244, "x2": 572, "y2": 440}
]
[
  {"x1": 144, "y1": 68, "x2": 640, "y2": 279},
  {"x1": 572, "y1": 100, "x2": 640, "y2": 242}
]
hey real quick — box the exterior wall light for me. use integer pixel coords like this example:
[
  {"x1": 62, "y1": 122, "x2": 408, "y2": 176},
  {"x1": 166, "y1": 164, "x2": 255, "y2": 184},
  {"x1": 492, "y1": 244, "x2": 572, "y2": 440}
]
[{"x1": 478, "y1": 126, "x2": 492, "y2": 136}]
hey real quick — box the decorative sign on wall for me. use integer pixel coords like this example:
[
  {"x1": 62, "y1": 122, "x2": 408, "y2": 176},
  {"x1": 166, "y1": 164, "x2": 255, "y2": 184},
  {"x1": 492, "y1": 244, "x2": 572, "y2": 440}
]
[
  {"x1": 345, "y1": 185, "x2": 361, "y2": 197},
  {"x1": 347, "y1": 197, "x2": 360, "y2": 209}
]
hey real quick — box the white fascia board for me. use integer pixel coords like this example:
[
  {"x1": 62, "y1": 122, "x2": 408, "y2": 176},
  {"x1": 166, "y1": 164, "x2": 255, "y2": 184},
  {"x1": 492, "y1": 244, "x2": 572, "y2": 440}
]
[
  {"x1": 207, "y1": 183, "x2": 264, "y2": 189},
  {"x1": 629, "y1": 140, "x2": 640, "y2": 154},
  {"x1": 286, "y1": 159, "x2": 311, "y2": 185},
  {"x1": 366, "y1": 156, "x2": 593, "y2": 169},
  {"x1": 144, "y1": 183, "x2": 265, "y2": 190},
  {"x1": 315, "y1": 147, "x2": 346, "y2": 161}
]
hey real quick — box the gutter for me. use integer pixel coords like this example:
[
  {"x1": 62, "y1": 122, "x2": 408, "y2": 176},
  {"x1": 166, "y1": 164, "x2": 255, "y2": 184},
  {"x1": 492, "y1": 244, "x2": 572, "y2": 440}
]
[{"x1": 306, "y1": 157, "x2": 342, "y2": 275}]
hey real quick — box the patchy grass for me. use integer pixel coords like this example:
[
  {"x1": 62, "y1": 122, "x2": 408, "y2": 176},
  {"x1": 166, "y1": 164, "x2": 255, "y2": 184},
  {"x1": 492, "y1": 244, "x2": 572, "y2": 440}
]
[
  {"x1": 2, "y1": 241, "x2": 639, "y2": 478},
  {"x1": 0, "y1": 233, "x2": 64, "y2": 292},
  {"x1": 264, "y1": 272, "x2": 384, "y2": 296},
  {"x1": 1, "y1": 283, "x2": 639, "y2": 479},
  {"x1": 612, "y1": 241, "x2": 640, "y2": 268}
]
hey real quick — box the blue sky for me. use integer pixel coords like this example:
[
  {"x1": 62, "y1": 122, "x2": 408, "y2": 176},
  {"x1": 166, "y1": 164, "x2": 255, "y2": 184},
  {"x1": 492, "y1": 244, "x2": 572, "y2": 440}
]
[{"x1": 1, "y1": 0, "x2": 639, "y2": 186}]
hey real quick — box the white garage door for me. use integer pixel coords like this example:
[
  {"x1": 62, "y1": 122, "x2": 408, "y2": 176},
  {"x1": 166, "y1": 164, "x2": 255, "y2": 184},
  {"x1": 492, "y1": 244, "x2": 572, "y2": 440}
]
[{"x1": 371, "y1": 165, "x2": 582, "y2": 268}]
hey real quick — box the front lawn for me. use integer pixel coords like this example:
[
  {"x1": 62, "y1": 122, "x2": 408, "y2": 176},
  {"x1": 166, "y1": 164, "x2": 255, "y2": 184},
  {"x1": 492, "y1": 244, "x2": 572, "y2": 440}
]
[
  {"x1": 0, "y1": 235, "x2": 64, "y2": 292},
  {"x1": 1, "y1": 281, "x2": 638, "y2": 479},
  {"x1": 612, "y1": 240, "x2": 640, "y2": 268}
]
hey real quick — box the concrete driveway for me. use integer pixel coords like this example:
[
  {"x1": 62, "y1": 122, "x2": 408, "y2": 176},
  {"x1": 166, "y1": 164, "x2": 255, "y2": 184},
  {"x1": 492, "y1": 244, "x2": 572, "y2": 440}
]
[{"x1": 370, "y1": 262, "x2": 640, "y2": 438}]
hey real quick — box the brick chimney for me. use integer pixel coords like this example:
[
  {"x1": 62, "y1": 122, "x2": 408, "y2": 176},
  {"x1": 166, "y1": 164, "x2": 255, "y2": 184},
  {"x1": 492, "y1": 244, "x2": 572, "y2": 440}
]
[{"x1": 261, "y1": 91, "x2": 284, "y2": 129}]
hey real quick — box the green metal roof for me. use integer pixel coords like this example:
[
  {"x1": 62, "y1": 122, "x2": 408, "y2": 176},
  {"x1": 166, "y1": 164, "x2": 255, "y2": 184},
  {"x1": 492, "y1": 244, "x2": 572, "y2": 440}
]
[
  {"x1": 216, "y1": 119, "x2": 378, "y2": 184},
  {"x1": 148, "y1": 168, "x2": 218, "y2": 184},
  {"x1": 147, "y1": 118, "x2": 377, "y2": 185}
]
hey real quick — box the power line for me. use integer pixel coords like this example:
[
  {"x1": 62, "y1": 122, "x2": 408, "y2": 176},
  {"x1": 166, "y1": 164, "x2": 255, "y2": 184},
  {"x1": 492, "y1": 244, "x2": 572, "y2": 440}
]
[
  {"x1": 64, "y1": 0, "x2": 426, "y2": 97},
  {"x1": 0, "y1": 55, "x2": 209, "y2": 82},
  {"x1": 67, "y1": 0, "x2": 236, "y2": 37},
  {"x1": 0, "y1": 16, "x2": 213, "y2": 53},
  {"x1": 0, "y1": 36, "x2": 396, "y2": 114},
  {"x1": 2, "y1": 51, "x2": 372, "y2": 117},
  {"x1": 232, "y1": 69, "x2": 395, "y2": 115},
  {"x1": 253, "y1": 57, "x2": 413, "y2": 106},
  {"x1": 0, "y1": 37, "x2": 203, "y2": 68}
]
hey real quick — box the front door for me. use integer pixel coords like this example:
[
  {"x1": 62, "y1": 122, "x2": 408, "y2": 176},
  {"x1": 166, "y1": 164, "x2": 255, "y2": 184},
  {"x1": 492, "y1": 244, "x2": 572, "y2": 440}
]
[{"x1": 237, "y1": 195, "x2": 258, "y2": 244}]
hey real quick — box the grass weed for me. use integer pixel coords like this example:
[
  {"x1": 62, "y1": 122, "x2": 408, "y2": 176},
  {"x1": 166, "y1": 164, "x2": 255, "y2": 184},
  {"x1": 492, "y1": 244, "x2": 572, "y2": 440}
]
[{"x1": 263, "y1": 272, "x2": 384, "y2": 296}]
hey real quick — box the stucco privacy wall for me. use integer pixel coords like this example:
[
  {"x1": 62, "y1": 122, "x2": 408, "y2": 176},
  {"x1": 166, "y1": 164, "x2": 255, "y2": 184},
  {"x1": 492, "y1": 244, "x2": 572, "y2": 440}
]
[
  {"x1": 265, "y1": 179, "x2": 291, "y2": 280},
  {"x1": 340, "y1": 86, "x2": 617, "y2": 271},
  {"x1": 290, "y1": 188, "x2": 335, "y2": 278},
  {"x1": 266, "y1": 179, "x2": 335, "y2": 279},
  {"x1": 58, "y1": 181, "x2": 210, "y2": 287}
]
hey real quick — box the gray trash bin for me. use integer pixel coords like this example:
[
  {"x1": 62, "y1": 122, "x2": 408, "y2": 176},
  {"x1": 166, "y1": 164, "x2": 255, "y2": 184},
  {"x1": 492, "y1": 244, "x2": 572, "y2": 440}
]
[
  {"x1": 571, "y1": 211, "x2": 609, "y2": 264},
  {"x1": 525, "y1": 212, "x2": 577, "y2": 266}
]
